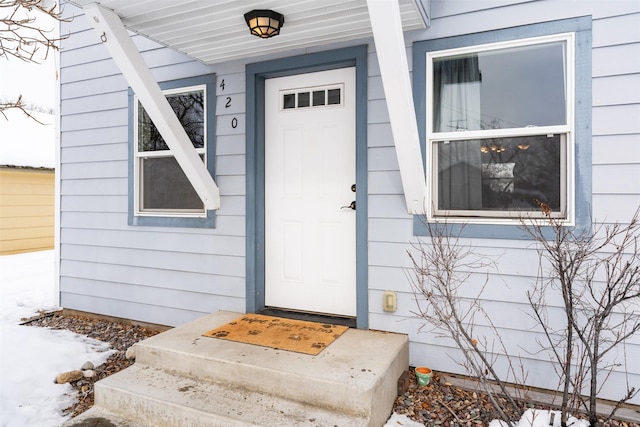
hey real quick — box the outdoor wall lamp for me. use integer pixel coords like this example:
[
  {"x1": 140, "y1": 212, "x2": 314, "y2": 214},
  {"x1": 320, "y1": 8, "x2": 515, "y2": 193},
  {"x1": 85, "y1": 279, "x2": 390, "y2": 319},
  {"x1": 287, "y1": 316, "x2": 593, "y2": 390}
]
[{"x1": 244, "y1": 9, "x2": 285, "y2": 39}]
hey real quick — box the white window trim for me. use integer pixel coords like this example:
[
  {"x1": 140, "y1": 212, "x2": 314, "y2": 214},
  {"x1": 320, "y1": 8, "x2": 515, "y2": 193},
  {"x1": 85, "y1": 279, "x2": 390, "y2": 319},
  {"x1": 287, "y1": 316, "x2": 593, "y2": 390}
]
[
  {"x1": 133, "y1": 84, "x2": 208, "y2": 218},
  {"x1": 425, "y1": 32, "x2": 576, "y2": 226}
]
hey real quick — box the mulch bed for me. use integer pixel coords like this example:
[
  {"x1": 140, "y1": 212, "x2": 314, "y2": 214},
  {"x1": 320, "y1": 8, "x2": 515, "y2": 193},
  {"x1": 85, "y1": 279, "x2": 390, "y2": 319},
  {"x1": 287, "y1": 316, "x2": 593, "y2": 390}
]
[{"x1": 25, "y1": 312, "x2": 640, "y2": 426}]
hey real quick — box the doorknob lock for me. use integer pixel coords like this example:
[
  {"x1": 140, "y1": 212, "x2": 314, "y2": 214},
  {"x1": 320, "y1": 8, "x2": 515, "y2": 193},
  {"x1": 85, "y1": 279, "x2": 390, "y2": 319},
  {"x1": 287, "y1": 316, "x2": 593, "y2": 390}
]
[{"x1": 341, "y1": 201, "x2": 356, "y2": 210}]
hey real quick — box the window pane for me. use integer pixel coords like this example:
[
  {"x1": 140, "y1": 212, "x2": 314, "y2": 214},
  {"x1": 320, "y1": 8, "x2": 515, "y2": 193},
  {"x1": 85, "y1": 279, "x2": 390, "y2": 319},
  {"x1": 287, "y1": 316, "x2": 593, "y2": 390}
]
[
  {"x1": 141, "y1": 156, "x2": 203, "y2": 210},
  {"x1": 436, "y1": 135, "x2": 562, "y2": 212},
  {"x1": 313, "y1": 90, "x2": 326, "y2": 106},
  {"x1": 433, "y1": 41, "x2": 566, "y2": 132},
  {"x1": 138, "y1": 90, "x2": 205, "y2": 151},
  {"x1": 283, "y1": 93, "x2": 295, "y2": 109},
  {"x1": 327, "y1": 88, "x2": 341, "y2": 105},
  {"x1": 298, "y1": 92, "x2": 310, "y2": 108}
]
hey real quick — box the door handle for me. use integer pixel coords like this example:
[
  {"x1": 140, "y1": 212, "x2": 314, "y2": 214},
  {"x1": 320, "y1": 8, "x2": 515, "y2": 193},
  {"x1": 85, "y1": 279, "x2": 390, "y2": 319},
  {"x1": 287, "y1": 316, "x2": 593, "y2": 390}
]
[{"x1": 341, "y1": 201, "x2": 356, "y2": 210}]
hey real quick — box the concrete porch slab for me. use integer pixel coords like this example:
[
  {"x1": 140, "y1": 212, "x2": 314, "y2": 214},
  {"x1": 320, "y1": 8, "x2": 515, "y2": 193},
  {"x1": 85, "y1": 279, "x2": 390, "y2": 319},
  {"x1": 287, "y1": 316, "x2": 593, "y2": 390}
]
[{"x1": 65, "y1": 311, "x2": 409, "y2": 427}]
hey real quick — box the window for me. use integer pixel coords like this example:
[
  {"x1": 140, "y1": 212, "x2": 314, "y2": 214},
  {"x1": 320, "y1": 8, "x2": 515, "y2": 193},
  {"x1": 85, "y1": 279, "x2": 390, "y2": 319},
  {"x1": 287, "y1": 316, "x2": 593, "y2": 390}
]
[
  {"x1": 426, "y1": 34, "x2": 573, "y2": 221},
  {"x1": 128, "y1": 74, "x2": 216, "y2": 228},
  {"x1": 135, "y1": 87, "x2": 206, "y2": 215},
  {"x1": 281, "y1": 85, "x2": 343, "y2": 110}
]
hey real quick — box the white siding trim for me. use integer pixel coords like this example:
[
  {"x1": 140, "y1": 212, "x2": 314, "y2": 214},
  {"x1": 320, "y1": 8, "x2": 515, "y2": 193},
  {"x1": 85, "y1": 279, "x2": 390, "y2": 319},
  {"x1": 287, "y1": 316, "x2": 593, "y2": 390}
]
[
  {"x1": 83, "y1": 3, "x2": 220, "y2": 210},
  {"x1": 367, "y1": 0, "x2": 428, "y2": 214}
]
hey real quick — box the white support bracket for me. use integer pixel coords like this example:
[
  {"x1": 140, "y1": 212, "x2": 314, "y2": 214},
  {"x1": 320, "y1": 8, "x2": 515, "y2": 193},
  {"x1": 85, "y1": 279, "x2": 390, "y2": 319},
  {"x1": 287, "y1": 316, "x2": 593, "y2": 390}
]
[
  {"x1": 367, "y1": 0, "x2": 428, "y2": 214},
  {"x1": 84, "y1": 3, "x2": 220, "y2": 210}
]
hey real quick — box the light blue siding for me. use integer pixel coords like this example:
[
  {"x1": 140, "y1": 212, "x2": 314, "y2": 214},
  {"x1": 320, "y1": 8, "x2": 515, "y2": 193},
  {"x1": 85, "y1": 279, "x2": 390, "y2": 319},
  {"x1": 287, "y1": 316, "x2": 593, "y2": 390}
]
[
  {"x1": 59, "y1": 0, "x2": 640, "y2": 404},
  {"x1": 59, "y1": 6, "x2": 248, "y2": 326},
  {"x1": 366, "y1": 1, "x2": 640, "y2": 404}
]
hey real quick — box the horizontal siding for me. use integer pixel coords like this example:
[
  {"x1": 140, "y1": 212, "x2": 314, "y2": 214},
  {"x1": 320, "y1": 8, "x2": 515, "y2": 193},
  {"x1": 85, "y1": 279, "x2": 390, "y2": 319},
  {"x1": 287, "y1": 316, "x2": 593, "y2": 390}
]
[
  {"x1": 592, "y1": 134, "x2": 640, "y2": 165},
  {"x1": 61, "y1": 144, "x2": 128, "y2": 164},
  {"x1": 61, "y1": 293, "x2": 243, "y2": 327},
  {"x1": 61, "y1": 228, "x2": 245, "y2": 257},
  {"x1": 592, "y1": 194, "x2": 640, "y2": 221},
  {"x1": 216, "y1": 134, "x2": 245, "y2": 155},
  {"x1": 59, "y1": 4, "x2": 246, "y2": 327},
  {"x1": 59, "y1": 0, "x2": 640, "y2": 404},
  {"x1": 593, "y1": 73, "x2": 640, "y2": 107},
  {"x1": 61, "y1": 161, "x2": 127, "y2": 180},
  {"x1": 60, "y1": 261, "x2": 245, "y2": 296},
  {"x1": 0, "y1": 170, "x2": 55, "y2": 254},
  {"x1": 422, "y1": 0, "x2": 640, "y2": 42},
  {"x1": 592, "y1": 12, "x2": 640, "y2": 47},
  {"x1": 593, "y1": 164, "x2": 640, "y2": 194},
  {"x1": 367, "y1": 1, "x2": 640, "y2": 405},
  {"x1": 61, "y1": 244, "x2": 244, "y2": 278},
  {"x1": 62, "y1": 126, "x2": 128, "y2": 148},
  {"x1": 593, "y1": 43, "x2": 640, "y2": 77}
]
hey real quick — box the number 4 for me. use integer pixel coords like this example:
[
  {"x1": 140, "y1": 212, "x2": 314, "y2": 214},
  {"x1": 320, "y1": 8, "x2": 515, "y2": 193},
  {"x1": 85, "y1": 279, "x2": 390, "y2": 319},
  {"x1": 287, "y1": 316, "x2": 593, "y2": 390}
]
[{"x1": 219, "y1": 79, "x2": 225, "y2": 91}]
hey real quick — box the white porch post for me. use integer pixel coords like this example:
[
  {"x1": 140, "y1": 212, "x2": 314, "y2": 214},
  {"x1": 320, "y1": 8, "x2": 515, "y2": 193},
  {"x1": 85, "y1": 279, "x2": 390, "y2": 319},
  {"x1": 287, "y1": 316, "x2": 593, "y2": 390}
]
[
  {"x1": 367, "y1": 0, "x2": 428, "y2": 214},
  {"x1": 84, "y1": 3, "x2": 220, "y2": 210}
]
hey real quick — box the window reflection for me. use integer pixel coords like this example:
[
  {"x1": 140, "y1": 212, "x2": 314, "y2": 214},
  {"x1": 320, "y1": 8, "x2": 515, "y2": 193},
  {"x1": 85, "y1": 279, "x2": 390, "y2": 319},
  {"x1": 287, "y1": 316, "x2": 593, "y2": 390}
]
[
  {"x1": 433, "y1": 41, "x2": 567, "y2": 133},
  {"x1": 437, "y1": 135, "x2": 562, "y2": 212},
  {"x1": 138, "y1": 91, "x2": 204, "y2": 151}
]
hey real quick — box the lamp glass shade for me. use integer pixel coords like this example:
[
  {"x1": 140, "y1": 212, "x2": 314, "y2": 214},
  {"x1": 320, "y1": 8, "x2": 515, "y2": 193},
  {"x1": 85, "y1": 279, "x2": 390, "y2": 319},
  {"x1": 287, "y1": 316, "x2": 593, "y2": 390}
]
[{"x1": 244, "y1": 9, "x2": 285, "y2": 38}]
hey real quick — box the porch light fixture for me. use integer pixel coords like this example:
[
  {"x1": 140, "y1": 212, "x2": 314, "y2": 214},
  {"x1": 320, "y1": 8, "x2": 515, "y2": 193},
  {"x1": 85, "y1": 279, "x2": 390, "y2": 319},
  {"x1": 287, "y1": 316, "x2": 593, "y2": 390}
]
[{"x1": 244, "y1": 9, "x2": 285, "y2": 39}]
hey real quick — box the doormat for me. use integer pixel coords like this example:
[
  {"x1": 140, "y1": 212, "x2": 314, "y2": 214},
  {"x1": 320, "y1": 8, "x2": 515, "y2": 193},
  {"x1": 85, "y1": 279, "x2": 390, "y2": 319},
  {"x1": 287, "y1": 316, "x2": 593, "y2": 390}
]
[{"x1": 202, "y1": 314, "x2": 349, "y2": 355}]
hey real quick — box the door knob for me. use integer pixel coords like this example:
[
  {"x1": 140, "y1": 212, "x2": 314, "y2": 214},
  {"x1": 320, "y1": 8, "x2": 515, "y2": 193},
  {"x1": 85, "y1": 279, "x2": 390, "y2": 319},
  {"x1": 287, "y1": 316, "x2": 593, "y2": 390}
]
[{"x1": 341, "y1": 201, "x2": 356, "y2": 210}]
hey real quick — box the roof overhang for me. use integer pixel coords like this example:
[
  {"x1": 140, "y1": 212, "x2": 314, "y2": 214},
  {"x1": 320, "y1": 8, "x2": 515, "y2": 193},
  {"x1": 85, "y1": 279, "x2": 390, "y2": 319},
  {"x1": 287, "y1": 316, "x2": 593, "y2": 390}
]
[
  {"x1": 68, "y1": 0, "x2": 429, "y2": 65},
  {"x1": 72, "y1": 0, "x2": 430, "y2": 214}
]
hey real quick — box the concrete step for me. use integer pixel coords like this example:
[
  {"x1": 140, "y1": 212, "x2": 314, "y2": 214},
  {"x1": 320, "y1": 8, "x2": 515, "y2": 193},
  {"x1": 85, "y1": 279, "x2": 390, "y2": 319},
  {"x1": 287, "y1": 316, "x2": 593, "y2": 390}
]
[
  {"x1": 64, "y1": 406, "x2": 147, "y2": 427},
  {"x1": 65, "y1": 311, "x2": 409, "y2": 427},
  {"x1": 72, "y1": 363, "x2": 369, "y2": 427},
  {"x1": 133, "y1": 311, "x2": 408, "y2": 424}
]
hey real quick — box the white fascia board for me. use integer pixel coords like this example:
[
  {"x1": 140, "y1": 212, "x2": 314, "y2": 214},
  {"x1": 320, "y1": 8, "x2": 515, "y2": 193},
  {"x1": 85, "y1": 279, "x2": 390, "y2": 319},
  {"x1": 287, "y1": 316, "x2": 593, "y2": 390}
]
[
  {"x1": 83, "y1": 3, "x2": 220, "y2": 210},
  {"x1": 367, "y1": 0, "x2": 427, "y2": 214}
]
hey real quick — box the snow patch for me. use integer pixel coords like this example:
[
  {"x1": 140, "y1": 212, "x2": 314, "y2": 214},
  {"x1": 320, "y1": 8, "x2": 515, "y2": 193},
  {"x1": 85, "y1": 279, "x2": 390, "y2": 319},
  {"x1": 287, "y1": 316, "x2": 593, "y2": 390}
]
[
  {"x1": 385, "y1": 413, "x2": 427, "y2": 427},
  {"x1": 488, "y1": 408, "x2": 590, "y2": 427},
  {"x1": 0, "y1": 251, "x2": 115, "y2": 427}
]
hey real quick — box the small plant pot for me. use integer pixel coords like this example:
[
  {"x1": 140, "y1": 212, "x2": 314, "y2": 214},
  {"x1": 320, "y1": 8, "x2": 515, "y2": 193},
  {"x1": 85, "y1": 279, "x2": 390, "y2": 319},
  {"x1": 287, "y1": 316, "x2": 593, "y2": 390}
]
[{"x1": 415, "y1": 366, "x2": 433, "y2": 386}]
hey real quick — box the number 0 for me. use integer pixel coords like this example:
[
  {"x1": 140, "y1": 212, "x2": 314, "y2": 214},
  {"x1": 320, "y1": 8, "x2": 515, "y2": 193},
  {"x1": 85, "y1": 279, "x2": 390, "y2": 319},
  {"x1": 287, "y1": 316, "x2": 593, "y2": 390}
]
[{"x1": 231, "y1": 117, "x2": 238, "y2": 129}]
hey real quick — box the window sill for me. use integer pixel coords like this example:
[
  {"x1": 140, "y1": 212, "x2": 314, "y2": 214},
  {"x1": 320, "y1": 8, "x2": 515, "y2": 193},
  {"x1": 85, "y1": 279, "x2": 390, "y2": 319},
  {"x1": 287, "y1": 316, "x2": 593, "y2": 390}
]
[
  {"x1": 413, "y1": 214, "x2": 587, "y2": 240},
  {"x1": 129, "y1": 210, "x2": 216, "y2": 228}
]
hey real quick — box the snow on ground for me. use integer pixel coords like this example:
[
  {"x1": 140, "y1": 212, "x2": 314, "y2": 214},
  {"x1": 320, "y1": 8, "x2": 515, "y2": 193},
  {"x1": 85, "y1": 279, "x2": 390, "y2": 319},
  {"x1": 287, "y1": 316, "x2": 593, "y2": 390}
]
[
  {"x1": 0, "y1": 250, "x2": 114, "y2": 427},
  {"x1": 488, "y1": 408, "x2": 590, "y2": 427},
  {"x1": 384, "y1": 413, "x2": 427, "y2": 427}
]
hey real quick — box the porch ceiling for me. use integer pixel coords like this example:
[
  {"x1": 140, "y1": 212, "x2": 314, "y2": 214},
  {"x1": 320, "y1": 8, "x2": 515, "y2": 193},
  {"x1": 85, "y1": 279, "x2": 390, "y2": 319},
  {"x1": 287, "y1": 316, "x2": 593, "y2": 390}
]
[{"x1": 68, "y1": 0, "x2": 429, "y2": 65}]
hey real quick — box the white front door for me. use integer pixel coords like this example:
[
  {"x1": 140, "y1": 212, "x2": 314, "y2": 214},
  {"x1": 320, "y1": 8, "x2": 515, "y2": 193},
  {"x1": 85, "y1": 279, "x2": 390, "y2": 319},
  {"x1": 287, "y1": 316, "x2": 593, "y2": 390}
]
[{"x1": 264, "y1": 68, "x2": 356, "y2": 317}]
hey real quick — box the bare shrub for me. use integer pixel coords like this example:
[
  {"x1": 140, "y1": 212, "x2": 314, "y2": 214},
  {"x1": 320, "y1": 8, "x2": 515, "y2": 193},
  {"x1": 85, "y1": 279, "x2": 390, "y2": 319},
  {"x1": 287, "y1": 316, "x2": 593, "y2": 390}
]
[
  {"x1": 522, "y1": 206, "x2": 640, "y2": 426},
  {"x1": 408, "y1": 220, "x2": 527, "y2": 426},
  {"x1": 1, "y1": 0, "x2": 69, "y2": 119}
]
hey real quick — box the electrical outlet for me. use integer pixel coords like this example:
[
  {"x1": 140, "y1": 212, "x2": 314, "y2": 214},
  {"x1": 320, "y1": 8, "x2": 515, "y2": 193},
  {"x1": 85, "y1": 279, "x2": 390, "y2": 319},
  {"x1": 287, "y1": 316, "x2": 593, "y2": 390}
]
[{"x1": 382, "y1": 290, "x2": 397, "y2": 312}]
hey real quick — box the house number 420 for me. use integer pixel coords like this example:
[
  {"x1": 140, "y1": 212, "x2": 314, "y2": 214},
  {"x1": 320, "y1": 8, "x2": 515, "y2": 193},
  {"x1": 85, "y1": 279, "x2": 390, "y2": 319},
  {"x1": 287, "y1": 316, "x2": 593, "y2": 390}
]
[{"x1": 220, "y1": 79, "x2": 238, "y2": 129}]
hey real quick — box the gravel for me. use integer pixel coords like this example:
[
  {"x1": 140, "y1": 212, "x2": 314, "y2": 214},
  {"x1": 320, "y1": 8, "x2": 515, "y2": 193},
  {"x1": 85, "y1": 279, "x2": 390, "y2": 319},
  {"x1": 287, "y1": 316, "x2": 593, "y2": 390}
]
[{"x1": 24, "y1": 312, "x2": 640, "y2": 426}]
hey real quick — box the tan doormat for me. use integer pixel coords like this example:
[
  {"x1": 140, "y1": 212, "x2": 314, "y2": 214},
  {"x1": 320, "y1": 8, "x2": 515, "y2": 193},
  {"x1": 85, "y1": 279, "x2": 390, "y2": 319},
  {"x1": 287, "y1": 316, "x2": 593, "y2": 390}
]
[{"x1": 202, "y1": 314, "x2": 349, "y2": 355}]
